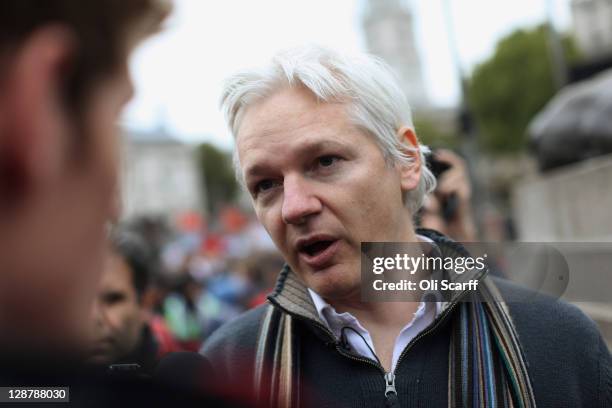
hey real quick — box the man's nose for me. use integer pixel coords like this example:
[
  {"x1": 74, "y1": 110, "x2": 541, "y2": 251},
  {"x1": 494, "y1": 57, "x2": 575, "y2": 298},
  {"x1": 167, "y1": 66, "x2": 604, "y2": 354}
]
[{"x1": 281, "y1": 176, "x2": 322, "y2": 225}]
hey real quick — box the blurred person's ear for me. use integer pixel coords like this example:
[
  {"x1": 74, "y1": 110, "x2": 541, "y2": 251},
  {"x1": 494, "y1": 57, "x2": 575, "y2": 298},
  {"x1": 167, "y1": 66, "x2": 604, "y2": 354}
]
[
  {"x1": 0, "y1": 26, "x2": 75, "y2": 208},
  {"x1": 396, "y1": 126, "x2": 422, "y2": 193}
]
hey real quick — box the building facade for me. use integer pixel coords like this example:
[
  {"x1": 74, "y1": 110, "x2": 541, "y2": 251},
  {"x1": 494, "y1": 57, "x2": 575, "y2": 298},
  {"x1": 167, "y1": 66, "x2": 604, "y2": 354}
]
[
  {"x1": 121, "y1": 128, "x2": 203, "y2": 220},
  {"x1": 572, "y1": 0, "x2": 612, "y2": 59}
]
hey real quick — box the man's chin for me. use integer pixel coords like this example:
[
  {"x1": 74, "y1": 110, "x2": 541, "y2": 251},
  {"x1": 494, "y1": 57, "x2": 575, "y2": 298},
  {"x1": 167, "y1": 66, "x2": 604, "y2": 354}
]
[
  {"x1": 87, "y1": 353, "x2": 113, "y2": 366},
  {"x1": 87, "y1": 344, "x2": 115, "y2": 365},
  {"x1": 302, "y1": 264, "x2": 361, "y2": 301}
]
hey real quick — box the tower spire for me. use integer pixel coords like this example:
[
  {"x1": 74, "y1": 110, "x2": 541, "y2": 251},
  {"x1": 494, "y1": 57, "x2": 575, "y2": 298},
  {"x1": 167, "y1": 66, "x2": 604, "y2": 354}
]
[{"x1": 362, "y1": 0, "x2": 429, "y2": 109}]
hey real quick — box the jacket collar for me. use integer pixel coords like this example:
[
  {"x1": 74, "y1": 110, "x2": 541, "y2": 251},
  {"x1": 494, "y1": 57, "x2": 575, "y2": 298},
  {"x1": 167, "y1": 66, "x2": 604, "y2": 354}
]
[{"x1": 268, "y1": 263, "x2": 327, "y2": 326}]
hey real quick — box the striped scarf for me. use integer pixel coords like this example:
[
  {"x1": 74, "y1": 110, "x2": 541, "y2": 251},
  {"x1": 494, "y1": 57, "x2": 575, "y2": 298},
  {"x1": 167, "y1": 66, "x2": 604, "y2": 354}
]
[
  {"x1": 255, "y1": 236, "x2": 537, "y2": 407},
  {"x1": 449, "y1": 278, "x2": 536, "y2": 408}
]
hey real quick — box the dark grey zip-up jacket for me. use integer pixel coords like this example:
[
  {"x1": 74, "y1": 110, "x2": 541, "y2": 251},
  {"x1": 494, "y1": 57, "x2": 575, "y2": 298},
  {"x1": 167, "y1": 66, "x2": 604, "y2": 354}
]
[{"x1": 202, "y1": 232, "x2": 612, "y2": 407}]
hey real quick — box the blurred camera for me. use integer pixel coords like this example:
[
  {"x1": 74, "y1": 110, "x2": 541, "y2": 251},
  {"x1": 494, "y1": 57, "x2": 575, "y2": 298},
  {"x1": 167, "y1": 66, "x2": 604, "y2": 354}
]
[{"x1": 425, "y1": 150, "x2": 458, "y2": 222}]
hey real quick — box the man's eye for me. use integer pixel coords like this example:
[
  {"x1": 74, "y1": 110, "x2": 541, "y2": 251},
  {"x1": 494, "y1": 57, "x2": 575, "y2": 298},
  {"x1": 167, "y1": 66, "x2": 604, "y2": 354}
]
[
  {"x1": 103, "y1": 292, "x2": 126, "y2": 305},
  {"x1": 255, "y1": 179, "x2": 278, "y2": 194},
  {"x1": 317, "y1": 155, "x2": 340, "y2": 168}
]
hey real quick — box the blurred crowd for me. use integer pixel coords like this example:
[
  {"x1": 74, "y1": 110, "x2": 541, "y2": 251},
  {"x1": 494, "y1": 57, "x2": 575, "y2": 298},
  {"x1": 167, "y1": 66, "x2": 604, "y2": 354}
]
[{"x1": 89, "y1": 211, "x2": 285, "y2": 370}]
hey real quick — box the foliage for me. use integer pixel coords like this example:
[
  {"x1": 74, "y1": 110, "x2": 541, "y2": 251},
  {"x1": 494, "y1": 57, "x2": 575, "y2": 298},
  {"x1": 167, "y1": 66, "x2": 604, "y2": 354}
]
[
  {"x1": 468, "y1": 24, "x2": 580, "y2": 153},
  {"x1": 196, "y1": 143, "x2": 239, "y2": 215},
  {"x1": 413, "y1": 115, "x2": 459, "y2": 150}
]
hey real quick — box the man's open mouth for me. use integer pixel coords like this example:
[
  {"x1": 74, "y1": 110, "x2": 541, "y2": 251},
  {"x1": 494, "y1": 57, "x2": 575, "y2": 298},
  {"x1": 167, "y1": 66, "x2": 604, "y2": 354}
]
[
  {"x1": 302, "y1": 240, "x2": 335, "y2": 257},
  {"x1": 296, "y1": 235, "x2": 340, "y2": 268}
]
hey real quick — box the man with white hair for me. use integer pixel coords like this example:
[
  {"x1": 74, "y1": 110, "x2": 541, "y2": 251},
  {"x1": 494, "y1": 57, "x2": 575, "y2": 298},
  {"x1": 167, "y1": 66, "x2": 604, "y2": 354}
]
[{"x1": 202, "y1": 46, "x2": 610, "y2": 407}]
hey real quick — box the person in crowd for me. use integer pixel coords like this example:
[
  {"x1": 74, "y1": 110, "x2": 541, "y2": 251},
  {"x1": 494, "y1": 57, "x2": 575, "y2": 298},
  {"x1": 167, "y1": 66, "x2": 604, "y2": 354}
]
[
  {"x1": 144, "y1": 273, "x2": 186, "y2": 356},
  {"x1": 202, "y1": 45, "x2": 611, "y2": 407},
  {"x1": 163, "y1": 274, "x2": 207, "y2": 350},
  {"x1": 246, "y1": 251, "x2": 286, "y2": 308},
  {"x1": 89, "y1": 229, "x2": 177, "y2": 374},
  {"x1": 418, "y1": 149, "x2": 478, "y2": 242}
]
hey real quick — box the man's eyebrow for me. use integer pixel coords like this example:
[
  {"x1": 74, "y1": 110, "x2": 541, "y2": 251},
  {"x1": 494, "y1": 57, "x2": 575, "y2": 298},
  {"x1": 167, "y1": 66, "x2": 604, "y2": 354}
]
[
  {"x1": 243, "y1": 163, "x2": 270, "y2": 180},
  {"x1": 243, "y1": 140, "x2": 349, "y2": 181}
]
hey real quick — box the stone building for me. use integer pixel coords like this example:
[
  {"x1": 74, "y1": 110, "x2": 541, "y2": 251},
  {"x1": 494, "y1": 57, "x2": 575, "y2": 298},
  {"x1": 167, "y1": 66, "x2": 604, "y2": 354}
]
[
  {"x1": 361, "y1": 0, "x2": 429, "y2": 109},
  {"x1": 571, "y1": 0, "x2": 612, "y2": 59},
  {"x1": 120, "y1": 128, "x2": 203, "y2": 220}
]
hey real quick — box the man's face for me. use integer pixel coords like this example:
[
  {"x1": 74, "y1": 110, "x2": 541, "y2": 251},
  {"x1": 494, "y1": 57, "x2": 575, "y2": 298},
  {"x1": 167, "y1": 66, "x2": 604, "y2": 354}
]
[
  {"x1": 89, "y1": 251, "x2": 144, "y2": 364},
  {"x1": 237, "y1": 87, "x2": 415, "y2": 301},
  {"x1": 0, "y1": 34, "x2": 133, "y2": 349}
]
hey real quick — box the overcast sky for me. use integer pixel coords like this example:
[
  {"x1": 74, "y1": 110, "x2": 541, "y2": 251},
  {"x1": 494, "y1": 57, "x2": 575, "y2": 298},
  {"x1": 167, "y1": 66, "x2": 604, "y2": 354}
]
[{"x1": 122, "y1": 0, "x2": 573, "y2": 149}]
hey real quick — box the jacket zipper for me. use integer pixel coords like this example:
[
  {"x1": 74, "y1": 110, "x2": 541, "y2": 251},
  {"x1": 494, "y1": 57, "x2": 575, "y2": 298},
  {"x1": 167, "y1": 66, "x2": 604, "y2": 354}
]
[
  {"x1": 268, "y1": 266, "x2": 486, "y2": 405},
  {"x1": 391, "y1": 266, "x2": 488, "y2": 374},
  {"x1": 392, "y1": 295, "x2": 462, "y2": 374},
  {"x1": 384, "y1": 372, "x2": 397, "y2": 396},
  {"x1": 270, "y1": 294, "x2": 464, "y2": 406}
]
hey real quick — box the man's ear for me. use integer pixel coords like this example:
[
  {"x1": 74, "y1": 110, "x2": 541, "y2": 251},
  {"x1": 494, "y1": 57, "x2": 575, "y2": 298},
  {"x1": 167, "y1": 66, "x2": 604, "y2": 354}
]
[
  {"x1": 0, "y1": 26, "x2": 75, "y2": 205},
  {"x1": 396, "y1": 126, "x2": 422, "y2": 192}
]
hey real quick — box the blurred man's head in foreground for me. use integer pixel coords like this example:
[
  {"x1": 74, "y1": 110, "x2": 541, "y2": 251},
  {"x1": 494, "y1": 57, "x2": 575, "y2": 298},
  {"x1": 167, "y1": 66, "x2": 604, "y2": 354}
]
[
  {"x1": 89, "y1": 229, "x2": 152, "y2": 365},
  {"x1": 0, "y1": 0, "x2": 169, "y2": 352},
  {"x1": 221, "y1": 46, "x2": 436, "y2": 302}
]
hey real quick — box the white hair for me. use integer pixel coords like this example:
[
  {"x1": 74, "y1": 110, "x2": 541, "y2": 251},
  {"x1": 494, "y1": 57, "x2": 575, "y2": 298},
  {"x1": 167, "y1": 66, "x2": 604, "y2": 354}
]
[{"x1": 221, "y1": 45, "x2": 436, "y2": 213}]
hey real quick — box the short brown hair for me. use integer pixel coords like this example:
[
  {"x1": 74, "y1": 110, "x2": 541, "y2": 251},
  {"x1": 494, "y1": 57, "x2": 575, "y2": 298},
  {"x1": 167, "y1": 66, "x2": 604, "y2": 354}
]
[{"x1": 0, "y1": 0, "x2": 170, "y2": 118}]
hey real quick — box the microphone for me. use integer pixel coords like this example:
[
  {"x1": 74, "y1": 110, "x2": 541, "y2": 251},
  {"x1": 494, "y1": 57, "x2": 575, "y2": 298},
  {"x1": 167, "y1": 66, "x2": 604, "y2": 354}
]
[{"x1": 153, "y1": 351, "x2": 214, "y2": 394}]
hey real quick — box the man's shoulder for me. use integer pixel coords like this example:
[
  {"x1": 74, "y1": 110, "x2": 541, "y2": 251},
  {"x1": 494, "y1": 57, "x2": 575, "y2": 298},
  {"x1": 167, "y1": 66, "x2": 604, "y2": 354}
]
[
  {"x1": 200, "y1": 304, "x2": 271, "y2": 391},
  {"x1": 494, "y1": 277, "x2": 611, "y2": 405},
  {"x1": 493, "y1": 277, "x2": 601, "y2": 340},
  {"x1": 201, "y1": 304, "x2": 269, "y2": 358}
]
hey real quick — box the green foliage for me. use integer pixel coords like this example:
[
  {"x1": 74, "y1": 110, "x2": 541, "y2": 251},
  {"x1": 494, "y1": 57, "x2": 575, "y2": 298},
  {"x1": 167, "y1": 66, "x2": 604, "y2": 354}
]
[
  {"x1": 468, "y1": 24, "x2": 580, "y2": 153},
  {"x1": 196, "y1": 143, "x2": 239, "y2": 215},
  {"x1": 413, "y1": 115, "x2": 459, "y2": 150}
]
